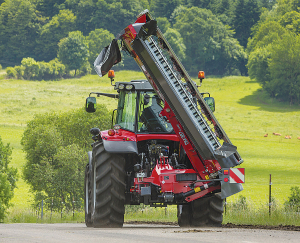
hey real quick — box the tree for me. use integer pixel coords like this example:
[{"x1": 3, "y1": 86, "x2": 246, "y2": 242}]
[
  {"x1": 35, "y1": 0, "x2": 65, "y2": 17},
  {"x1": 86, "y1": 28, "x2": 114, "y2": 68},
  {"x1": 150, "y1": 0, "x2": 183, "y2": 19},
  {"x1": 259, "y1": 0, "x2": 276, "y2": 10},
  {"x1": 21, "y1": 57, "x2": 39, "y2": 80},
  {"x1": 268, "y1": 33, "x2": 300, "y2": 104},
  {"x1": 233, "y1": 0, "x2": 260, "y2": 48},
  {"x1": 247, "y1": 21, "x2": 288, "y2": 53},
  {"x1": 30, "y1": 144, "x2": 86, "y2": 211},
  {"x1": 21, "y1": 106, "x2": 111, "y2": 210},
  {"x1": 66, "y1": 0, "x2": 145, "y2": 36},
  {"x1": 36, "y1": 9, "x2": 77, "y2": 62},
  {"x1": 217, "y1": 0, "x2": 235, "y2": 26},
  {"x1": 164, "y1": 28, "x2": 186, "y2": 61},
  {"x1": 247, "y1": 46, "x2": 271, "y2": 89},
  {"x1": 156, "y1": 17, "x2": 171, "y2": 33},
  {"x1": 51, "y1": 144, "x2": 86, "y2": 211},
  {"x1": 279, "y1": 11, "x2": 300, "y2": 34},
  {"x1": 174, "y1": 7, "x2": 246, "y2": 75},
  {"x1": 58, "y1": 31, "x2": 89, "y2": 75},
  {"x1": 185, "y1": 0, "x2": 220, "y2": 13},
  {"x1": 0, "y1": 0, "x2": 41, "y2": 66},
  {"x1": 0, "y1": 136, "x2": 18, "y2": 222}
]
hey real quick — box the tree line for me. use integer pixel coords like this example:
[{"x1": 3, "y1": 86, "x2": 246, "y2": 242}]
[
  {"x1": 0, "y1": 0, "x2": 267, "y2": 76},
  {"x1": 7, "y1": 0, "x2": 300, "y2": 104}
]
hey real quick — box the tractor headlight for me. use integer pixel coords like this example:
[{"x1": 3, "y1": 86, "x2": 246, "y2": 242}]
[{"x1": 126, "y1": 84, "x2": 133, "y2": 90}]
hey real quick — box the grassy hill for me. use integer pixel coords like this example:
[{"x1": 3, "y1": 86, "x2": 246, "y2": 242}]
[{"x1": 0, "y1": 70, "x2": 299, "y2": 212}]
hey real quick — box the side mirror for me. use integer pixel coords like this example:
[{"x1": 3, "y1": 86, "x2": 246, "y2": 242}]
[
  {"x1": 86, "y1": 97, "x2": 96, "y2": 113},
  {"x1": 204, "y1": 97, "x2": 215, "y2": 112}
]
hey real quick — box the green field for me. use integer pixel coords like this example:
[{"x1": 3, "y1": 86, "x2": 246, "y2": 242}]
[{"x1": 0, "y1": 70, "x2": 300, "y2": 213}]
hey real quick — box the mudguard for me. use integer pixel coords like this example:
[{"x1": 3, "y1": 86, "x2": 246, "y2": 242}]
[
  {"x1": 102, "y1": 140, "x2": 138, "y2": 154},
  {"x1": 221, "y1": 182, "x2": 243, "y2": 199}
]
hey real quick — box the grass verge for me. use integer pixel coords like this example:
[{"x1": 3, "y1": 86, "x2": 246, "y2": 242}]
[{"x1": 5, "y1": 202, "x2": 300, "y2": 227}]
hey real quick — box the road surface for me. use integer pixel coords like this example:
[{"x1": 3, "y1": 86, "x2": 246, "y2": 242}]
[{"x1": 0, "y1": 223, "x2": 299, "y2": 243}]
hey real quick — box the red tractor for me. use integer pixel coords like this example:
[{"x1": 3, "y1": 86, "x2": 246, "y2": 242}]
[{"x1": 84, "y1": 10, "x2": 245, "y2": 228}]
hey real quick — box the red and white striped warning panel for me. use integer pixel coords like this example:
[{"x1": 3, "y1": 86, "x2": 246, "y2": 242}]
[{"x1": 229, "y1": 168, "x2": 245, "y2": 183}]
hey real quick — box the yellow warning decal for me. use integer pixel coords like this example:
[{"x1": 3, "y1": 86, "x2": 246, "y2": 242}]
[
  {"x1": 194, "y1": 187, "x2": 201, "y2": 193},
  {"x1": 205, "y1": 175, "x2": 210, "y2": 180}
]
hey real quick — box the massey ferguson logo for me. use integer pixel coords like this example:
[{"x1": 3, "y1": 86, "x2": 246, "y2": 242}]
[{"x1": 177, "y1": 124, "x2": 189, "y2": 145}]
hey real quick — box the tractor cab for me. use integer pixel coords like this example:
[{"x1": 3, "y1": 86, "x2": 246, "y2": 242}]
[{"x1": 86, "y1": 76, "x2": 173, "y2": 134}]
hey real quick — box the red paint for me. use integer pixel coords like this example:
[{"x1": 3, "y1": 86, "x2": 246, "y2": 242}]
[
  {"x1": 137, "y1": 134, "x2": 179, "y2": 142},
  {"x1": 160, "y1": 103, "x2": 210, "y2": 180},
  {"x1": 101, "y1": 129, "x2": 137, "y2": 142},
  {"x1": 135, "y1": 14, "x2": 146, "y2": 23}
]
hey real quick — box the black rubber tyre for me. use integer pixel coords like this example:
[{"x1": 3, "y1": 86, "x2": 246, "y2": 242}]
[
  {"x1": 177, "y1": 194, "x2": 224, "y2": 227},
  {"x1": 91, "y1": 141, "x2": 126, "y2": 228},
  {"x1": 84, "y1": 164, "x2": 93, "y2": 227},
  {"x1": 191, "y1": 194, "x2": 224, "y2": 227},
  {"x1": 177, "y1": 204, "x2": 191, "y2": 227}
]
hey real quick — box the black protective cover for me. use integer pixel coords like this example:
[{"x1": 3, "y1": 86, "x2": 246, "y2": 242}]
[{"x1": 94, "y1": 39, "x2": 121, "y2": 77}]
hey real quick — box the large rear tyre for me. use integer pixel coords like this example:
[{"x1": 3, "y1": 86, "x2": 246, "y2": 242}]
[
  {"x1": 177, "y1": 194, "x2": 224, "y2": 227},
  {"x1": 91, "y1": 141, "x2": 126, "y2": 228},
  {"x1": 84, "y1": 164, "x2": 92, "y2": 227}
]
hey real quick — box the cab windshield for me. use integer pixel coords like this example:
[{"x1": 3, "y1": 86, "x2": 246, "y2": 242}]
[
  {"x1": 116, "y1": 90, "x2": 173, "y2": 133},
  {"x1": 116, "y1": 90, "x2": 137, "y2": 131}
]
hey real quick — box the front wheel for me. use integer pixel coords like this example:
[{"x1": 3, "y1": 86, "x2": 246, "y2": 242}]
[{"x1": 91, "y1": 141, "x2": 126, "y2": 228}]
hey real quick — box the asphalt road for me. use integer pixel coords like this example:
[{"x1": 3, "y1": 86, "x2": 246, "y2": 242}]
[{"x1": 0, "y1": 223, "x2": 299, "y2": 243}]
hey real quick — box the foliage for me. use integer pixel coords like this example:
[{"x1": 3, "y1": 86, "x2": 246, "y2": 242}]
[
  {"x1": 6, "y1": 58, "x2": 65, "y2": 80},
  {"x1": 29, "y1": 144, "x2": 86, "y2": 211},
  {"x1": 5, "y1": 67, "x2": 17, "y2": 79},
  {"x1": 35, "y1": 0, "x2": 65, "y2": 18},
  {"x1": 247, "y1": 21, "x2": 288, "y2": 54},
  {"x1": 86, "y1": 28, "x2": 114, "y2": 68},
  {"x1": 0, "y1": 136, "x2": 18, "y2": 222},
  {"x1": 247, "y1": 46, "x2": 271, "y2": 93},
  {"x1": 37, "y1": 9, "x2": 77, "y2": 62},
  {"x1": 150, "y1": 0, "x2": 183, "y2": 19},
  {"x1": 173, "y1": 7, "x2": 247, "y2": 75},
  {"x1": 0, "y1": 0, "x2": 264, "y2": 76},
  {"x1": 232, "y1": 195, "x2": 248, "y2": 210},
  {"x1": 65, "y1": 0, "x2": 145, "y2": 36},
  {"x1": 58, "y1": 31, "x2": 89, "y2": 75},
  {"x1": 233, "y1": 0, "x2": 261, "y2": 48},
  {"x1": 217, "y1": 0, "x2": 235, "y2": 26},
  {"x1": 0, "y1": 0, "x2": 41, "y2": 65},
  {"x1": 164, "y1": 28, "x2": 186, "y2": 61},
  {"x1": 156, "y1": 17, "x2": 171, "y2": 33},
  {"x1": 268, "y1": 33, "x2": 300, "y2": 104},
  {"x1": 284, "y1": 186, "x2": 300, "y2": 212},
  {"x1": 21, "y1": 106, "x2": 111, "y2": 210},
  {"x1": 246, "y1": 0, "x2": 300, "y2": 103},
  {"x1": 21, "y1": 58, "x2": 40, "y2": 80}
]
